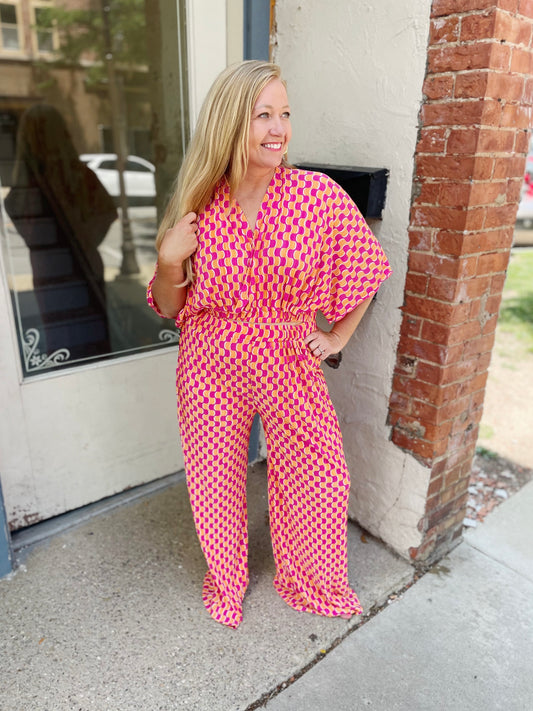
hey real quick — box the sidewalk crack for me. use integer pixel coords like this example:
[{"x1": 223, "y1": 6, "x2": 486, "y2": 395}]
[{"x1": 464, "y1": 539, "x2": 533, "y2": 586}]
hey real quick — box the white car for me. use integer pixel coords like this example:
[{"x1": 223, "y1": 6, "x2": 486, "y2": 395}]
[{"x1": 80, "y1": 153, "x2": 156, "y2": 204}]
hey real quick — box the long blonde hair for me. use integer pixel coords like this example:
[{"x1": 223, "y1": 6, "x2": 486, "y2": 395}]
[{"x1": 156, "y1": 60, "x2": 288, "y2": 284}]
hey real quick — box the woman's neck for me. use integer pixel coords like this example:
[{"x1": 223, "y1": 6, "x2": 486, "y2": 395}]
[
  {"x1": 233, "y1": 166, "x2": 279, "y2": 230},
  {"x1": 236, "y1": 166, "x2": 277, "y2": 200}
]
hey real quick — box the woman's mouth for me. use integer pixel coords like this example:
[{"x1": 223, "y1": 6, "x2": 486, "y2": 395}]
[{"x1": 262, "y1": 142, "x2": 283, "y2": 151}]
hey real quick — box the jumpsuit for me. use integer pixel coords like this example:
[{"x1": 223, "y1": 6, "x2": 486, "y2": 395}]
[{"x1": 147, "y1": 166, "x2": 392, "y2": 628}]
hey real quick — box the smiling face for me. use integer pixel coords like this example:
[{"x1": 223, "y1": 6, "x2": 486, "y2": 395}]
[{"x1": 247, "y1": 78, "x2": 292, "y2": 176}]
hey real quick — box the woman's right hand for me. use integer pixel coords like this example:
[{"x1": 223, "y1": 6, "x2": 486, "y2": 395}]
[{"x1": 158, "y1": 211, "x2": 198, "y2": 266}]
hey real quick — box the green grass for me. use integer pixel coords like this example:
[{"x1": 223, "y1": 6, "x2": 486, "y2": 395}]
[
  {"x1": 479, "y1": 423, "x2": 495, "y2": 440},
  {"x1": 498, "y1": 249, "x2": 533, "y2": 352}
]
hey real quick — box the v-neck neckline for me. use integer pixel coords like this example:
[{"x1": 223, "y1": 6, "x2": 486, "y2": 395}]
[{"x1": 231, "y1": 165, "x2": 282, "y2": 232}]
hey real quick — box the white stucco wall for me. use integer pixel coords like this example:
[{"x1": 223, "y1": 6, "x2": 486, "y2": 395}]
[{"x1": 274, "y1": 0, "x2": 433, "y2": 557}]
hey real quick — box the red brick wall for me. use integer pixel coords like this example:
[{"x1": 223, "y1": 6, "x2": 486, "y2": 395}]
[{"x1": 389, "y1": 0, "x2": 533, "y2": 562}]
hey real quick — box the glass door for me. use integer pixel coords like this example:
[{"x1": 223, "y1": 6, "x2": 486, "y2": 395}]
[{"x1": 0, "y1": 0, "x2": 193, "y2": 529}]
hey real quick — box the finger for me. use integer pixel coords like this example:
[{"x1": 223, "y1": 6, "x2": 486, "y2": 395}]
[
  {"x1": 303, "y1": 330, "x2": 320, "y2": 345},
  {"x1": 187, "y1": 233, "x2": 199, "y2": 249}
]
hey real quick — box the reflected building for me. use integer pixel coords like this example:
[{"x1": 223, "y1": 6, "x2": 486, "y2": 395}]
[
  {"x1": 0, "y1": 0, "x2": 153, "y2": 177},
  {"x1": 0, "y1": 0, "x2": 180, "y2": 374}
]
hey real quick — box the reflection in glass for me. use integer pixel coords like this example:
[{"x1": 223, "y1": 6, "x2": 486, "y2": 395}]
[
  {"x1": 0, "y1": 0, "x2": 188, "y2": 376},
  {"x1": 5, "y1": 103, "x2": 116, "y2": 361},
  {"x1": 79, "y1": 154, "x2": 156, "y2": 204},
  {"x1": 0, "y1": 4, "x2": 19, "y2": 51},
  {"x1": 34, "y1": 8, "x2": 55, "y2": 53}
]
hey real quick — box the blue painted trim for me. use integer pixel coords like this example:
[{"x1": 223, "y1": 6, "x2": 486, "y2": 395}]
[
  {"x1": 248, "y1": 414, "x2": 261, "y2": 463},
  {"x1": 0, "y1": 479, "x2": 13, "y2": 578},
  {"x1": 243, "y1": 0, "x2": 270, "y2": 61}
]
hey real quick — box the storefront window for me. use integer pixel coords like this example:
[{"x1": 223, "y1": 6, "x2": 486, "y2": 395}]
[{"x1": 0, "y1": 0, "x2": 189, "y2": 376}]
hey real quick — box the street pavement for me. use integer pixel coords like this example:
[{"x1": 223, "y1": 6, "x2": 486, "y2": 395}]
[
  {"x1": 1, "y1": 465, "x2": 531, "y2": 710},
  {"x1": 0, "y1": 462, "x2": 413, "y2": 711},
  {"x1": 265, "y1": 479, "x2": 533, "y2": 711}
]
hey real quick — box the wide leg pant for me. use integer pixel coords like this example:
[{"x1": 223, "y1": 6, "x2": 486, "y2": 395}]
[{"x1": 176, "y1": 312, "x2": 363, "y2": 628}]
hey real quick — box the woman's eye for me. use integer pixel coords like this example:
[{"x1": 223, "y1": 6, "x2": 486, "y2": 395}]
[{"x1": 255, "y1": 111, "x2": 290, "y2": 119}]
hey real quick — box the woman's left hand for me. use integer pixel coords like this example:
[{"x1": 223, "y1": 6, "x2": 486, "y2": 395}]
[{"x1": 304, "y1": 329, "x2": 343, "y2": 361}]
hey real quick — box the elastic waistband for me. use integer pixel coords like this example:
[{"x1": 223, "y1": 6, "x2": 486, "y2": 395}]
[
  {"x1": 185, "y1": 310, "x2": 315, "y2": 343},
  {"x1": 207, "y1": 308, "x2": 315, "y2": 324}
]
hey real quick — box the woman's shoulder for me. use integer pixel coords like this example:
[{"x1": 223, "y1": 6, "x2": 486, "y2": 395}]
[
  {"x1": 282, "y1": 166, "x2": 348, "y2": 207},
  {"x1": 283, "y1": 165, "x2": 337, "y2": 189},
  {"x1": 285, "y1": 166, "x2": 342, "y2": 197}
]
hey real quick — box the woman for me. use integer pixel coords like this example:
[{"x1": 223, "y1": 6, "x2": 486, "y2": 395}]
[{"x1": 147, "y1": 60, "x2": 391, "y2": 629}]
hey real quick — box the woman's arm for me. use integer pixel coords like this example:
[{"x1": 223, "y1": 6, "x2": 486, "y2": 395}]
[
  {"x1": 329, "y1": 297, "x2": 373, "y2": 350},
  {"x1": 151, "y1": 211, "x2": 198, "y2": 319},
  {"x1": 151, "y1": 263, "x2": 188, "y2": 319},
  {"x1": 304, "y1": 296, "x2": 373, "y2": 360}
]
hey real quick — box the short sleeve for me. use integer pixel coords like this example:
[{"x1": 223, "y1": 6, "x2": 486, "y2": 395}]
[{"x1": 318, "y1": 179, "x2": 392, "y2": 324}]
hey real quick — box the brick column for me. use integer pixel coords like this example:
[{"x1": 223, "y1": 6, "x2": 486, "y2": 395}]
[{"x1": 389, "y1": 0, "x2": 533, "y2": 562}]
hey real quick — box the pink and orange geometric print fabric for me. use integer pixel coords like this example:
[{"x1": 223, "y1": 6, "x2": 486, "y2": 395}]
[
  {"x1": 176, "y1": 314, "x2": 363, "y2": 628},
  {"x1": 148, "y1": 166, "x2": 392, "y2": 327},
  {"x1": 147, "y1": 167, "x2": 391, "y2": 627}
]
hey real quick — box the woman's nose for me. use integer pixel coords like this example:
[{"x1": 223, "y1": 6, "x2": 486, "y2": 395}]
[{"x1": 270, "y1": 117, "x2": 283, "y2": 135}]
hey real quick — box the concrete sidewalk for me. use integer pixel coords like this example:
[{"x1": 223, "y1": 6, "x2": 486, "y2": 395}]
[
  {"x1": 2, "y1": 464, "x2": 531, "y2": 711},
  {"x1": 265, "y1": 479, "x2": 533, "y2": 711},
  {"x1": 0, "y1": 462, "x2": 413, "y2": 711}
]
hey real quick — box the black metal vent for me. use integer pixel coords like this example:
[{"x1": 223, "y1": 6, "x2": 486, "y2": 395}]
[{"x1": 296, "y1": 163, "x2": 389, "y2": 220}]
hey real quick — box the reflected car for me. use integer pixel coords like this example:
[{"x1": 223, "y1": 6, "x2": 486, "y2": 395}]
[{"x1": 80, "y1": 153, "x2": 156, "y2": 205}]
